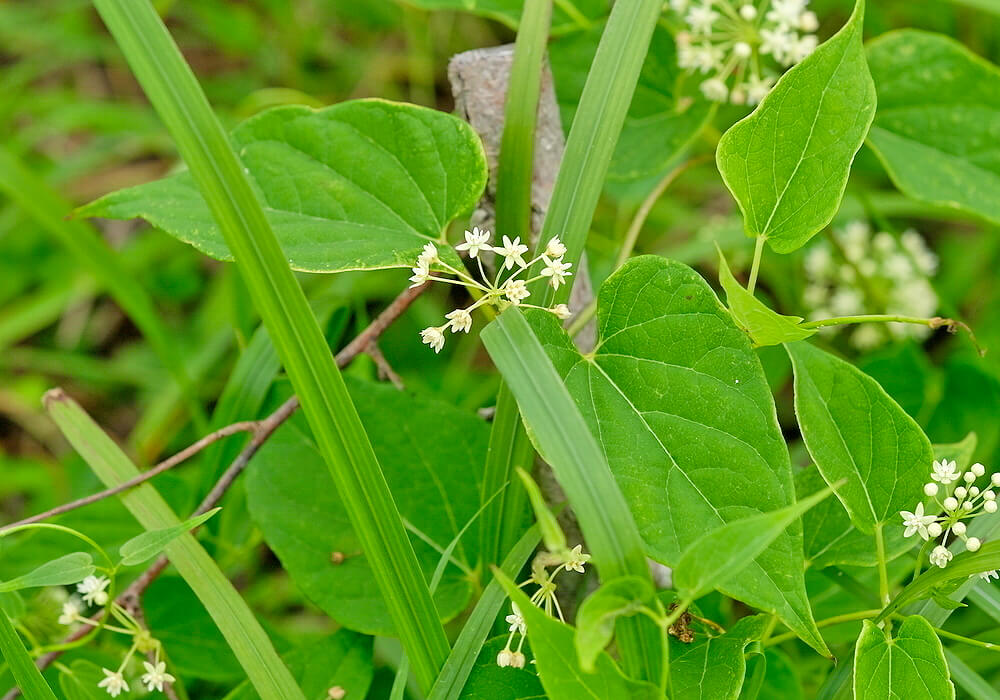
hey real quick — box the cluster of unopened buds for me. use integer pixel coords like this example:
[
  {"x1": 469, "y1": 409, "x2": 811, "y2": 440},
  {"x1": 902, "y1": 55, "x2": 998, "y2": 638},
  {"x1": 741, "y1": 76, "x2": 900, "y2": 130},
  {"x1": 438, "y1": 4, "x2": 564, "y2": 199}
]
[
  {"x1": 411, "y1": 227, "x2": 573, "y2": 353},
  {"x1": 496, "y1": 545, "x2": 591, "y2": 669},
  {"x1": 59, "y1": 575, "x2": 175, "y2": 696},
  {"x1": 900, "y1": 460, "x2": 999, "y2": 579},
  {"x1": 670, "y1": 0, "x2": 820, "y2": 104}
]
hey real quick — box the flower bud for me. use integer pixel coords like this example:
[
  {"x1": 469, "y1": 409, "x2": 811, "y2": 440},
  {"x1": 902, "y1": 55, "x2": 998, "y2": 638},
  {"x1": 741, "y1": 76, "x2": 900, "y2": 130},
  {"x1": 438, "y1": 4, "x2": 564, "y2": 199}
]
[
  {"x1": 970, "y1": 486, "x2": 981, "y2": 497},
  {"x1": 927, "y1": 522, "x2": 943, "y2": 537},
  {"x1": 963, "y1": 500, "x2": 975, "y2": 511},
  {"x1": 510, "y1": 651, "x2": 526, "y2": 669},
  {"x1": 955, "y1": 486, "x2": 967, "y2": 499},
  {"x1": 943, "y1": 497, "x2": 959, "y2": 510},
  {"x1": 992, "y1": 473, "x2": 1000, "y2": 487},
  {"x1": 972, "y1": 462, "x2": 986, "y2": 477},
  {"x1": 924, "y1": 482, "x2": 939, "y2": 496},
  {"x1": 953, "y1": 521, "x2": 967, "y2": 536},
  {"x1": 964, "y1": 471, "x2": 977, "y2": 484},
  {"x1": 986, "y1": 500, "x2": 998, "y2": 514},
  {"x1": 967, "y1": 537, "x2": 982, "y2": 552},
  {"x1": 497, "y1": 650, "x2": 514, "y2": 667}
]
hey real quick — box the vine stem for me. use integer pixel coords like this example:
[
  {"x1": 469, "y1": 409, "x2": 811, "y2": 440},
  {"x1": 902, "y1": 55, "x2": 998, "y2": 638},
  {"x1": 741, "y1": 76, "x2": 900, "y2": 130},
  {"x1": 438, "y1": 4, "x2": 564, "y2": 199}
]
[
  {"x1": 800, "y1": 314, "x2": 984, "y2": 356},
  {"x1": 746, "y1": 234, "x2": 766, "y2": 294},
  {"x1": 764, "y1": 608, "x2": 882, "y2": 647},
  {"x1": 1, "y1": 282, "x2": 430, "y2": 698},
  {"x1": 875, "y1": 524, "x2": 890, "y2": 608}
]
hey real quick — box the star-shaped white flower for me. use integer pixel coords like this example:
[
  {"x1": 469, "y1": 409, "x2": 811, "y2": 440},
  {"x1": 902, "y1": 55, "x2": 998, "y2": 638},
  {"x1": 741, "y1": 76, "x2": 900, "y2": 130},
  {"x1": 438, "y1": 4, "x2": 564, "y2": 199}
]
[
  {"x1": 540, "y1": 256, "x2": 573, "y2": 290},
  {"x1": 545, "y1": 237, "x2": 567, "y2": 258},
  {"x1": 141, "y1": 661, "x2": 176, "y2": 693},
  {"x1": 685, "y1": 4, "x2": 719, "y2": 33},
  {"x1": 505, "y1": 603, "x2": 526, "y2": 635},
  {"x1": 503, "y1": 279, "x2": 530, "y2": 305},
  {"x1": 97, "y1": 669, "x2": 129, "y2": 697},
  {"x1": 979, "y1": 569, "x2": 999, "y2": 582},
  {"x1": 445, "y1": 308, "x2": 472, "y2": 334},
  {"x1": 58, "y1": 600, "x2": 81, "y2": 626},
  {"x1": 420, "y1": 327, "x2": 445, "y2": 353},
  {"x1": 409, "y1": 262, "x2": 431, "y2": 288},
  {"x1": 417, "y1": 243, "x2": 439, "y2": 268},
  {"x1": 552, "y1": 304, "x2": 572, "y2": 320},
  {"x1": 456, "y1": 227, "x2": 493, "y2": 258},
  {"x1": 564, "y1": 544, "x2": 591, "y2": 573},
  {"x1": 929, "y1": 545, "x2": 953, "y2": 569},
  {"x1": 77, "y1": 575, "x2": 110, "y2": 607},
  {"x1": 900, "y1": 502, "x2": 936, "y2": 540},
  {"x1": 931, "y1": 459, "x2": 960, "y2": 485},
  {"x1": 494, "y1": 236, "x2": 529, "y2": 270}
]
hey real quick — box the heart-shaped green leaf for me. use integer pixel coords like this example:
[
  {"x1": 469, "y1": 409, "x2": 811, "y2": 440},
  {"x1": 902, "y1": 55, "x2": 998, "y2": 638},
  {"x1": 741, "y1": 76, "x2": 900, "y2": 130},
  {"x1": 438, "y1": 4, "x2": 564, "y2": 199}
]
[
  {"x1": 787, "y1": 341, "x2": 932, "y2": 533},
  {"x1": 854, "y1": 616, "x2": 954, "y2": 700},
  {"x1": 717, "y1": 0, "x2": 875, "y2": 253},
  {"x1": 77, "y1": 99, "x2": 487, "y2": 273},
  {"x1": 525, "y1": 255, "x2": 825, "y2": 654},
  {"x1": 246, "y1": 379, "x2": 487, "y2": 635},
  {"x1": 670, "y1": 614, "x2": 769, "y2": 700},
  {"x1": 867, "y1": 30, "x2": 1000, "y2": 225}
]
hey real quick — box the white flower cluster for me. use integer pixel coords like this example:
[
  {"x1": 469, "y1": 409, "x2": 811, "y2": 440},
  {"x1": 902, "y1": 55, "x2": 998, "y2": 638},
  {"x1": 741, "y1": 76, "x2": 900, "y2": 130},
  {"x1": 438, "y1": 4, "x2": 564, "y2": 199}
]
[
  {"x1": 60, "y1": 575, "x2": 176, "y2": 696},
  {"x1": 671, "y1": 0, "x2": 819, "y2": 104},
  {"x1": 496, "y1": 545, "x2": 591, "y2": 669},
  {"x1": 803, "y1": 221, "x2": 938, "y2": 350},
  {"x1": 900, "y1": 459, "x2": 999, "y2": 579},
  {"x1": 413, "y1": 228, "x2": 573, "y2": 353}
]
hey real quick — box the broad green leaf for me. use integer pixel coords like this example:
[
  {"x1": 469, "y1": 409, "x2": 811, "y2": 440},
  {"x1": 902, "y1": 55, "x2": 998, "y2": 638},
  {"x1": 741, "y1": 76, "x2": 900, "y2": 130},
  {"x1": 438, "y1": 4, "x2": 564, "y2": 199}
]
[
  {"x1": 0, "y1": 609, "x2": 58, "y2": 700},
  {"x1": 854, "y1": 616, "x2": 954, "y2": 700},
  {"x1": 59, "y1": 660, "x2": 107, "y2": 700},
  {"x1": 549, "y1": 22, "x2": 713, "y2": 182},
  {"x1": 78, "y1": 99, "x2": 487, "y2": 273},
  {"x1": 574, "y1": 576, "x2": 654, "y2": 672},
  {"x1": 402, "y1": 0, "x2": 605, "y2": 33},
  {"x1": 797, "y1": 466, "x2": 911, "y2": 569},
  {"x1": 525, "y1": 255, "x2": 825, "y2": 653},
  {"x1": 867, "y1": 31, "x2": 1000, "y2": 225},
  {"x1": 787, "y1": 341, "x2": 932, "y2": 532},
  {"x1": 222, "y1": 630, "x2": 374, "y2": 700},
  {"x1": 246, "y1": 379, "x2": 486, "y2": 635},
  {"x1": 757, "y1": 649, "x2": 804, "y2": 700},
  {"x1": 671, "y1": 614, "x2": 768, "y2": 700},
  {"x1": 0, "y1": 552, "x2": 94, "y2": 593},
  {"x1": 493, "y1": 570, "x2": 660, "y2": 700},
  {"x1": 673, "y1": 486, "x2": 836, "y2": 601},
  {"x1": 118, "y1": 507, "x2": 220, "y2": 566},
  {"x1": 949, "y1": 0, "x2": 1000, "y2": 14},
  {"x1": 717, "y1": 249, "x2": 815, "y2": 346},
  {"x1": 458, "y1": 635, "x2": 544, "y2": 700},
  {"x1": 716, "y1": 0, "x2": 875, "y2": 253}
]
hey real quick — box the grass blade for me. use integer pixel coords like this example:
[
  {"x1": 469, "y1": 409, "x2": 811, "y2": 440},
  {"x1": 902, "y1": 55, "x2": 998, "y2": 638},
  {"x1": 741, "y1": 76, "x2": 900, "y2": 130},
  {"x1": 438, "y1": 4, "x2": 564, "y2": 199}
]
[
  {"x1": 0, "y1": 610, "x2": 58, "y2": 700},
  {"x1": 481, "y1": 307, "x2": 661, "y2": 681},
  {"x1": 0, "y1": 145, "x2": 206, "y2": 431},
  {"x1": 944, "y1": 648, "x2": 1000, "y2": 700},
  {"x1": 44, "y1": 389, "x2": 303, "y2": 700},
  {"x1": 88, "y1": 0, "x2": 449, "y2": 689}
]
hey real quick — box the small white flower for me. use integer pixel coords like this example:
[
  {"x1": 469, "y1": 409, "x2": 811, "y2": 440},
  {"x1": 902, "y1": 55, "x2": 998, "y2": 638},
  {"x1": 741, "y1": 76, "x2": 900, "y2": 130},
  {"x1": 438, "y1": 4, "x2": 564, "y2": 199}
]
[
  {"x1": 733, "y1": 41, "x2": 753, "y2": 58},
  {"x1": 759, "y1": 27, "x2": 797, "y2": 63},
  {"x1": 700, "y1": 78, "x2": 729, "y2": 102},
  {"x1": 409, "y1": 263, "x2": 431, "y2": 288},
  {"x1": 98, "y1": 669, "x2": 129, "y2": 697},
  {"x1": 789, "y1": 33, "x2": 818, "y2": 63},
  {"x1": 564, "y1": 544, "x2": 591, "y2": 573},
  {"x1": 494, "y1": 235, "x2": 529, "y2": 270},
  {"x1": 503, "y1": 279, "x2": 530, "y2": 305},
  {"x1": 141, "y1": 661, "x2": 176, "y2": 693},
  {"x1": 545, "y1": 237, "x2": 567, "y2": 258},
  {"x1": 552, "y1": 304, "x2": 572, "y2": 320},
  {"x1": 967, "y1": 537, "x2": 982, "y2": 552},
  {"x1": 77, "y1": 576, "x2": 110, "y2": 607},
  {"x1": 980, "y1": 569, "x2": 999, "y2": 581},
  {"x1": 509, "y1": 651, "x2": 526, "y2": 669},
  {"x1": 972, "y1": 462, "x2": 987, "y2": 477},
  {"x1": 540, "y1": 256, "x2": 573, "y2": 290},
  {"x1": 924, "y1": 483, "x2": 939, "y2": 497},
  {"x1": 456, "y1": 227, "x2": 493, "y2": 258},
  {"x1": 417, "y1": 243, "x2": 439, "y2": 268},
  {"x1": 58, "y1": 600, "x2": 81, "y2": 626},
  {"x1": 739, "y1": 3, "x2": 757, "y2": 20},
  {"x1": 686, "y1": 4, "x2": 719, "y2": 33},
  {"x1": 505, "y1": 603, "x2": 526, "y2": 635},
  {"x1": 930, "y1": 545, "x2": 953, "y2": 569},
  {"x1": 445, "y1": 308, "x2": 473, "y2": 334},
  {"x1": 497, "y1": 649, "x2": 514, "y2": 667},
  {"x1": 799, "y1": 10, "x2": 819, "y2": 31},
  {"x1": 767, "y1": 0, "x2": 808, "y2": 27},
  {"x1": 932, "y1": 459, "x2": 960, "y2": 485},
  {"x1": 900, "y1": 502, "x2": 936, "y2": 540},
  {"x1": 420, "y1": 327, "x2": 446, "y2": 353}
]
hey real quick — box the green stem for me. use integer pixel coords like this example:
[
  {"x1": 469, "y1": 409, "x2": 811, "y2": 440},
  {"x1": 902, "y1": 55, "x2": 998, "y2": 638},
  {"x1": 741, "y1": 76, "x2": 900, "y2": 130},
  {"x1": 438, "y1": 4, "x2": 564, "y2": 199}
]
[
  {"x1": 875, "y1": 524, "x2": 890, "y2": 607},
  {"x1": 747, "y1": 234, "x2": 766, "y2": 294},
  {"x1": 765, "y1": 609, "x2": 881, "y2": 647},
  {"x1": 802, "y1": 314, "x2": 950, "y2": 330},
  {"x1": 929, "y1": 625, "x2": 1000, "y2": 653},
  {"x1": 914, "y1": 539, "x2": 932, "y2": 583}
]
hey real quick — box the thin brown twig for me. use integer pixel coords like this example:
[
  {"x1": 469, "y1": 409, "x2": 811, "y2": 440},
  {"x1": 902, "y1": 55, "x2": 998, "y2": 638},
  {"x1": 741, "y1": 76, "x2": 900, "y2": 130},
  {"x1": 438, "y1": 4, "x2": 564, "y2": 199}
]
[{"x1": 3, "y1": 282, "x2": 430, "y2": 694}]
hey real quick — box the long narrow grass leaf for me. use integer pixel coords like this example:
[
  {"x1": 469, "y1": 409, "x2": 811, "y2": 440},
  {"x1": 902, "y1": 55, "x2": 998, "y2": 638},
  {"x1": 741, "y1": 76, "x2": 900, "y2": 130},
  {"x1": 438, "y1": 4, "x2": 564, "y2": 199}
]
[
  {"x1": 88, "y1": 0, "x2": 449, "y2": 689},
  {"x1": 0, "y1": 610, "x2": 59, "y2": 700}
]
